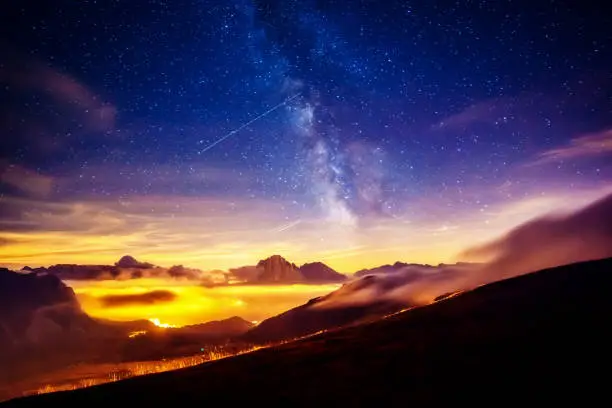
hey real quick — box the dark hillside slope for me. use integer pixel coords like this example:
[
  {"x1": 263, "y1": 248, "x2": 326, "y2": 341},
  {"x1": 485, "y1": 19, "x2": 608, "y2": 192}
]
[{"x1": 5, "y1": 257, "x2": 611, "y2": 407}]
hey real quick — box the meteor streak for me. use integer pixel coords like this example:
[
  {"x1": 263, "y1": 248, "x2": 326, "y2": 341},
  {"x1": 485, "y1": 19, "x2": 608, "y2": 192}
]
[
  {"x1": 274, "y1": 219, "x2": 302, "y2": 233},
  {"x1": 198, "y1": 93, "x2": 301, "y2": 154}
]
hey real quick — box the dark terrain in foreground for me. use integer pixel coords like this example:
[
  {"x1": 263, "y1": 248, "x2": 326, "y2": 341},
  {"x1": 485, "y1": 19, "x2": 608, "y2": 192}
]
[{"x1": 5, "y1": 258, "x2": 611, "y2": 406}]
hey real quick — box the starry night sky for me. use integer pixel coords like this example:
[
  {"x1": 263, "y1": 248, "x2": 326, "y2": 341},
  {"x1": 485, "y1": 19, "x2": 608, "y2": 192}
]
[{"x1": 1, "y1": 0, "x2": 611, "y2": 271}]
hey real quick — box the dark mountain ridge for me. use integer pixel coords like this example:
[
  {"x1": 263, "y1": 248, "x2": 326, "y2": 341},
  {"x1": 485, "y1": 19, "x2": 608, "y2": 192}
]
[{"x1": 9, "y1": 257, "x2": 610, "y2": 406}]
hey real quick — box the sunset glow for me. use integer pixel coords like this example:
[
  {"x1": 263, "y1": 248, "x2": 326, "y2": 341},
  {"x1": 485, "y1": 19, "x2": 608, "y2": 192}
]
[{"x1": 2, "y1": 186, "x2": 611, "y2": 274}]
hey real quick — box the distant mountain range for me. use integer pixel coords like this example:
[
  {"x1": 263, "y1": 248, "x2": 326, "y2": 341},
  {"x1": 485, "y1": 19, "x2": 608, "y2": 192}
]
[
  {"x1": 22, "y1": 254, "x2": 347, "y2": 284},
  {"x1": 21, "y1": 256, "x2": 208, "y2": 281},
  {"x1": 23, "y1": 253, "x2": 475, "y2": 286}
]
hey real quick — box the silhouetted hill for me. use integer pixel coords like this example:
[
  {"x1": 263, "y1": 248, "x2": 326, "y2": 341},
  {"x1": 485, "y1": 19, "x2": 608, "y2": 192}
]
[
  {"x1": 8, "y1": 257, "x2": 610, "y2": 406},
  {"x1": 0, "y1": 268, "x2": 169, "y2": 390},
  {"x1": 119, "y1": 317, "x2": 255, "y2": 362},
  {"x1": 180, "y1": 316, "x2": 254, "y2": 336},
  {"x1": 0, "y1": 268, "x2": 133, "y2": 386},
  {"x1": 91, "y1": 318, "x2": 156, "y2": 332},
  {"x1": 242, "y1": 274, "x2": 411, "y2": 343},
  {"x1": 0, "y1": 268, "x2": 85, "y2": 348},
  {"x1": 299, "y1": 262, "x2": 346, "y2": 282}
]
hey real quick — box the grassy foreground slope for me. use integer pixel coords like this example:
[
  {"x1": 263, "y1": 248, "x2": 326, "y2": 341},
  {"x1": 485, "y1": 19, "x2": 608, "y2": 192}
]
[{"x1": 5, "y1": 257, "x2": 611, "y2": 406}]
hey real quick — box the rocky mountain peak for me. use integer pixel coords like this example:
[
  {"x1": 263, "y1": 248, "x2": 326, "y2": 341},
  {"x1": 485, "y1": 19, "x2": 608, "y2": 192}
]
[{"x1": 256, "y1": 255, "x2": 303, "y2": 282}]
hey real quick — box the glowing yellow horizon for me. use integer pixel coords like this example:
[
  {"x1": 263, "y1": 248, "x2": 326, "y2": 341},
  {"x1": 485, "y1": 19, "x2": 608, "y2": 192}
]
[{"x1": 1, "y1": 186, "x2": 608, "y2": 273}]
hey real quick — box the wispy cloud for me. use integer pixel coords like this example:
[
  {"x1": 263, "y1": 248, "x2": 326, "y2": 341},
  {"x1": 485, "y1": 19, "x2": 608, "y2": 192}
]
[
  {"x1": 0, "y1": 163, "x2": 54, "y2": 197},
  {"x1": 434, "y1": 96, "x2": 516, "y2": 130},
  {"x1": 0, "y1": 55, "x2": 116, "y2": 133},
  {"x1": 529, "y1": 128, "x2": 612, "y2": 165}
]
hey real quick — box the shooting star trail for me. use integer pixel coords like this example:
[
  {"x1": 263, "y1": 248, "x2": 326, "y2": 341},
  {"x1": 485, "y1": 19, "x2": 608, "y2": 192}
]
[
  {"x1": 273, "y1": 219, "x2": 302, "y2": 233},
  {"x1": 198, "y1": 93, "x2": 301, "y2": 154}
]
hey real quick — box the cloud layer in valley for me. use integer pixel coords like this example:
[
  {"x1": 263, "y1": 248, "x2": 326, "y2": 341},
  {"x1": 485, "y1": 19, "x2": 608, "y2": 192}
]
[
  {"x1": 23, "y1": 255, "x2": 230, "y2": 286},
  {"x1": 71, "y1": 279, "x2": 341, "y2": 326},
  {"x1": 309, "y1": 192, "x2": 612, "y2": 310}
]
